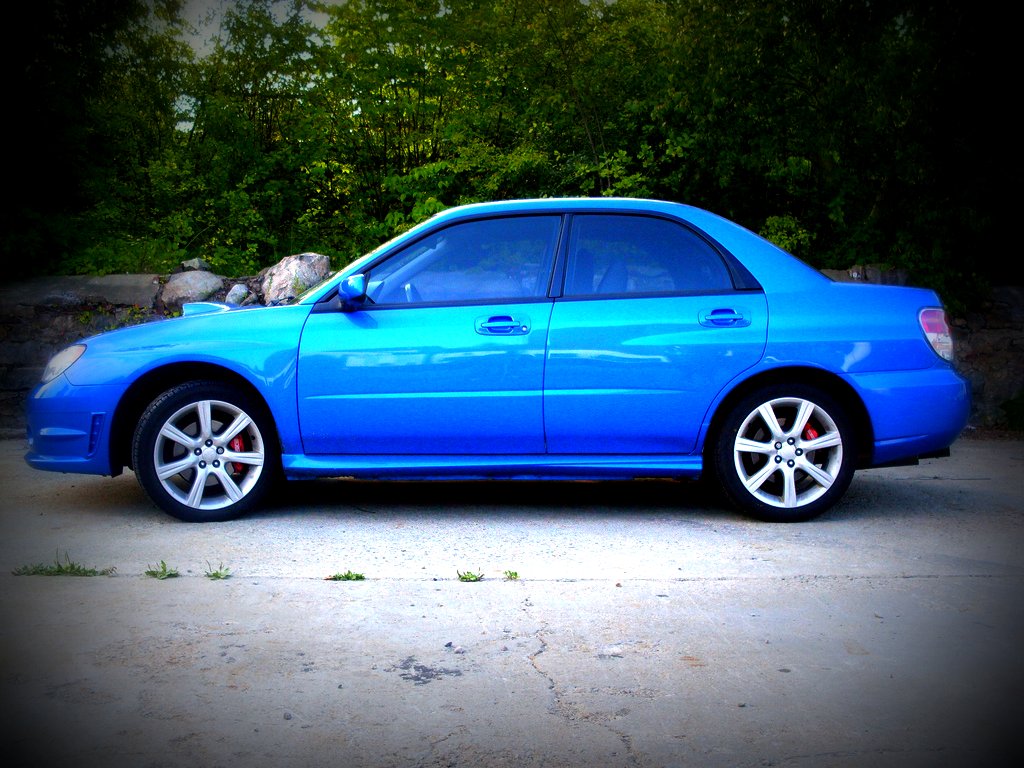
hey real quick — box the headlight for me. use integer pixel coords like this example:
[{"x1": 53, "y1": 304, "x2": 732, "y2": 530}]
[{"x1": 42, "y1": 344, "x2": 87, "y2": 384}]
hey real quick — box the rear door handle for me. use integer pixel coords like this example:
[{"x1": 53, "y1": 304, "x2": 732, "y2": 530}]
[
  {"x1": 476, "y1": 315, "x2": 531, "y2": 335},
  {"x1": 699, "y1": 308, "x2": 750, "y2": 327}
]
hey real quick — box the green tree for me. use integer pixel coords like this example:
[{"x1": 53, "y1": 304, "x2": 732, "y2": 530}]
[
  {"x1": 3, "y1": 0, "x2": 189, "y2": 275},
  {"x1": 4, "y1": 0, "x2": 1002, "y2": 310},
  {"x1": 654, "y1": 0, "x2": 1003, "y2": 302},
  {"x1": 178, "y1": 0, "x2": 322, "y2": 273}
]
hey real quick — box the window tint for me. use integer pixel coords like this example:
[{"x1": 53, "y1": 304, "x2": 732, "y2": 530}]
[
  {"x1": 368, "y1": 216, "x2": 560, "y2": 305},
  {"x1": 564, "y1": 215, "x2": 734, "y2": 296}
]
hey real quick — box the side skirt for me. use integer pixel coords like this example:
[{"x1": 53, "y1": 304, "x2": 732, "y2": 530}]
[{"x1": 281, "y1": 454, "x2": 704, "y2": 482}]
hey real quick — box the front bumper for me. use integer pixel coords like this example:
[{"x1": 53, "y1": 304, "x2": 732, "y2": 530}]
[{"x1": 24, "y1": 375, "x2": 122, "y2": 476}]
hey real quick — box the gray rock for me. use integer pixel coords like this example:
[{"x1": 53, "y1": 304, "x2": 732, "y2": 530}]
[
  {"x1": 0, "y1": 275, "x2": 160, "y2": 311},
  {"x1": 260, "y1": 253, "x2": 332, "y2": 306},
  {"x1": 180, "y1": 257, "x2": 211, "y2": 272},
  {"x1": 225, "y1": 283, "x2": 250, "y2": 305},
  {"x1": 820, "y1": 264, "x2": 907, "y2": 285},
  {"x1": 160, "y1": 271, "x2": 224, "y2": 312}
]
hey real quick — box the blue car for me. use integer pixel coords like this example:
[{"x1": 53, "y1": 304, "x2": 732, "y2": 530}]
[{"x1": 25, "y1": 199, "x2": 969, "y2": 522}]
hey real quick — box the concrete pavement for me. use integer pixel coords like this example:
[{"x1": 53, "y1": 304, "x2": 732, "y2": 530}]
[{"x1": 1, "y1": 436, "x2": 1022, "y2": 767}]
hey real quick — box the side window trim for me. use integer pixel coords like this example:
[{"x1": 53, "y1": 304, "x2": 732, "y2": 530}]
[{"x1": 548, "y1": 213, "x2": 573, "y2": 299}]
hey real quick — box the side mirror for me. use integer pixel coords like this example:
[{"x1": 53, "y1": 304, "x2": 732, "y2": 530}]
[{"x1": 339, "y1": 273, "x2": 367, "y2": 312}]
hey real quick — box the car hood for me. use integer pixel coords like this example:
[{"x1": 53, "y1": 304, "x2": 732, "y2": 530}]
[{"x1": 62, "y1": 303, "x2": 312, "y2": 388}]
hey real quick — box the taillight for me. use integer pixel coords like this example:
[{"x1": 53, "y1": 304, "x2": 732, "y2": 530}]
[{"x1": 919, "y1": 308, "x2": 954, "y2": 362}]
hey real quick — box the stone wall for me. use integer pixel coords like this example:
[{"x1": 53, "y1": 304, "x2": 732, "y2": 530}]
[
  {"x1": 0, "y1": 276, "x2": 164, "y2": 439},
  {"x1": 822, "y1": 266, "x2": 1023, "y2": 431},
  {"x1": 951, "y1": 286, "x2": 1024, "y2": 427},
  {"x1": 1, "y1": 273, "x2": 1021, "y2": 440}
]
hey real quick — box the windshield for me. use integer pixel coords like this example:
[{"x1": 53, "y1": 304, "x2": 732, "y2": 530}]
[{"x1": 294, "y1": 228, "x2": 433, "y2": 304}]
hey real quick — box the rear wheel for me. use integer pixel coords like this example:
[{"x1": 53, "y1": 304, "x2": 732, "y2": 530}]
[
  {"x1": 132, "y1": 381, "x2": 278, "y2": 522},
  {"x1": 714, "y1": 385, "x2": 855, "y2": 522}
]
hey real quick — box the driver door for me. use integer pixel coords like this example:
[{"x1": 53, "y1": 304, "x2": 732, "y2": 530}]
[{"x1": 296, "y1": 215, "x2": 560, "y2": 455}]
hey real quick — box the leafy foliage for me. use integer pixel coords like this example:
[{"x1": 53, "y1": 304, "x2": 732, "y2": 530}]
[
  {"x1": 205, "y1": 562, "x2": 232, "y2": 580},
  {"x1": 144, "y1": 560, "x2": 180, "y2": 580},
  {"x1": 4, "y1": 0, "x2": 1003, "y2": 307},
  {"x1": 12, "y1": 551, "x2": 116, "y2": 577}
]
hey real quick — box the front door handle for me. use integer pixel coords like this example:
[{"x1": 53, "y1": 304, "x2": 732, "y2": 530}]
[
  {"x1": 699, "y1": 308, "x2": 751, "y2": 327},
  {"x1": 475, "y1": 315, "x2": 531, "y2": 335}
]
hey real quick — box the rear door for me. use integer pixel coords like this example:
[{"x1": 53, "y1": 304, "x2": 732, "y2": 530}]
[{"x1": 544, "y1": 214, "x2": 768, "y2": 454}]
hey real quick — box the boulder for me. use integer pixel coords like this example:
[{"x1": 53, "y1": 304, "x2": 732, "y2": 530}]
[
  {"x1": 160, "y1": 270, "x2": 224, "y2": 312},
  {"x1": 179, "y1": 257, "x2": 212, "y2": 272},
  {"x1": 260, "y1": 252, "x2": 332, "y2": 305},
  {"x1": 225, "y1": 283, "x2": 250, "y2": 305}
]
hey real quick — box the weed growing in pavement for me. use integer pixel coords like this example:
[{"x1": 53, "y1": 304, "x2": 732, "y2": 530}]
[
  {"x1": 144, "y1": 561, "x2": 179, "y2": 580},
  {"x1": 503, "y1": 570, "x2": 519, "y2": 581},
  {"x1": 457, "y1": 569, "x2": 484, "y2": 582},
  {"x1": 204, "y1": 562, "x2": 232, "y2": 580},
  {"x1": 12, "y1": 550, "x2": 115, "y2": 577},
  {"x1": 326, "y1": 570, "x2": 366, "y2": 581}
]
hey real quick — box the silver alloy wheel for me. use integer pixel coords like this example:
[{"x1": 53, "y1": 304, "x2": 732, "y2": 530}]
[
  {"x1": 732, "y1": 396, "x2": 844, "y2": 509},
  {"x1": 152, "y1": 398, "x2": 266, "y2": 511}
]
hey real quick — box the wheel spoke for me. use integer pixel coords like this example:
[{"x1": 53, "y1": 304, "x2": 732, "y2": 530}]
[
  {"x1": 757, "y1": 403, "x2": 784, "y2": 438},
  {"x1": 735, "y1": 436, "x2": 774, "y2": 455},
  {"x1": 196, "y1": 400, "x2": 213, "y2": 440},
  {"x1": 220, "y1": 412, "x2": 253, "y2": 444},
  {"x1": 156, "y1": 455, "x2": 195, "y2": 480},
  {"x1": 791, "y1": 400, "x2": 816, "y2": 437},
  {"x1": 212, "y1": 467, "x2": 244, "y2": 502},
  {"x1": 743, "y1": 460, "x2": 778, "y2": 494},
  {"x1": 224, "y1": 450, "x2": 264, "y2": 468},
  {"x1": 781, "y1": 466, "x2": 798, "y2": 507},
  {"x1": 185, "y1": 466, "x2": 210, "y2": 507},
  {"x1": 159, "y1": 422, "x2": 196, "y2": 451},
  {"x1": 799, "y1": 458, "x2": 836, "y2": 489},
  {"x1": 802, "y1": 431, "x2": 843, "y2": 451}
]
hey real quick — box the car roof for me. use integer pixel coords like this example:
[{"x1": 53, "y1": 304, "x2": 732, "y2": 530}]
[
  {"x1": 424, "y1": 198, "x2": 759, "y2": 250},
  {"x1": 429, "y1": 197, "x2": 695, "y2": 219}
]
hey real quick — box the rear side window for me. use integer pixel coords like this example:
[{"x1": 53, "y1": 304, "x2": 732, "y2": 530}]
[
  {"x1": 563, "y1": 215, "x2": 734, "y2": 297},
  {"x1": 368, "y1": 216, "x2": 560, "y2": 305}
]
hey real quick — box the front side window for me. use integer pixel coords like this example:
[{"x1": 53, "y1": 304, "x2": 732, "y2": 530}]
[
  {"x1": 563, "y1": 215, "x2": 734, "y2": 297},
  {"x1": 367, "y1": 216, "x2": 561, "y2": 305}
]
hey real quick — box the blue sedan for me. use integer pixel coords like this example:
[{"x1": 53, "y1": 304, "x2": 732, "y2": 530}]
[{"x1": 25, "y1": 199, "x2": 969, "y2": 522}]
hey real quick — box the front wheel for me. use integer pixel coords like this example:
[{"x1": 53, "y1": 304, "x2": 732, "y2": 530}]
[
  {"x1": 132, "y1": 381, "x2": 279, "y2": 522},
  {"x1": 713, "y1": 385, "x2": 856, "y2": 522}
]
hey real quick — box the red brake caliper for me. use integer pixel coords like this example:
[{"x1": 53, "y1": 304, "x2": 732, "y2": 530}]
[
  {"x1": 802, "y1": 425, "x2": 819, "y2": 441},
  {"x1": 229, "y1": 436, "x2": 245, "y2": 475}
]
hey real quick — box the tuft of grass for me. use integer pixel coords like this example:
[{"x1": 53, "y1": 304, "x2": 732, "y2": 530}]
[
  {"x1": 144, "y1": 560, "x2": 179, "y2": 580},
  {"x1": 457, "y1": 569, "x2": 484, "y2": 582},
  {"x1": 503, "y1": 570, "x2": 519, "y2": 581},
  {"x1": 204, "y1": 562, "x2": 231, "y2": 580},
  {"x1": 12, "y1": 551, "x2": 115, "y2": 577},
  {"x1": 325, "y1": 570, "x2": 366, "y2": 581}
]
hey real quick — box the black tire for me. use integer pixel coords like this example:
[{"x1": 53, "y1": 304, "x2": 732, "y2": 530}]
[
  {"x1": 713, "y1": 384, "x2": 855, "y2": 522},
  {"x1": 132, "y1": 381, "x2": 279, "y2": 522}
]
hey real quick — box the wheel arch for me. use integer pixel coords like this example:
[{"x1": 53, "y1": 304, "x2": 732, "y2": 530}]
[
  {"x1": 703, "y1": 366, "x2": 874, "y2": 471},
  {"x1": 109, "y1": 363, "x2": 277, "y2": 473}
]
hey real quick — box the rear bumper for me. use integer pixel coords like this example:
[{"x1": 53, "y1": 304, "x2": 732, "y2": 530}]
[{"x1": 848, "y1": 366, "x2": 970, "y2": 467}]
